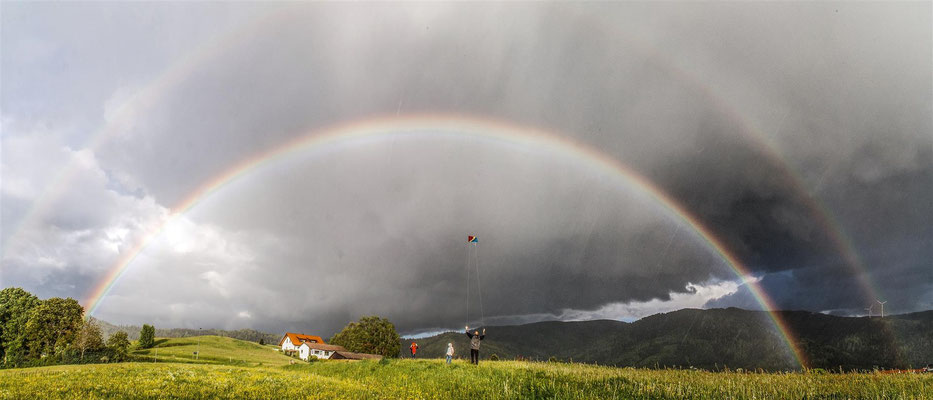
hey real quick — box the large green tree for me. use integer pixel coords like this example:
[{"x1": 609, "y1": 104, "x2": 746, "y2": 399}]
[
  {"x1": 23, "y1": 297, "x2": 84, "y2": 359},
  {"x1": 138, "y1": 324, "x2": 155, "y2": 349},
  {"x1": 0, "y1": 288, "x2": 41, "y2": 364},
  {"x1": 329, "y1": 316, "x2": 400, "y2": 358}
]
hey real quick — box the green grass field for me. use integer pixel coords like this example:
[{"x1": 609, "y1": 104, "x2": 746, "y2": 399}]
[
  {"x1": 130, "y1": 335, "x2": 293, "y2": 367},
  {"x1": 1, "y1": 336, "x2": 930, "y2": 399}
]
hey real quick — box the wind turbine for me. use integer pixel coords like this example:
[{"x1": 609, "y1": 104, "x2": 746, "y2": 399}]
[
  {"x1": 864, "y1": 304, "x2": 873, "y2": 318},
  {"x1": 876, "y1": 300, "x2": 887, "y2": 318}
]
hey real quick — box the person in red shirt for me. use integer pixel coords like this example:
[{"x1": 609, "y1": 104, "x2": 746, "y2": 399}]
[{"x1": 409, "y1": 342, "x2": 419, "y2": 359}]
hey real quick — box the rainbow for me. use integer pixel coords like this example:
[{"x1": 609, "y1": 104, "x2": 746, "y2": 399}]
[
  {"x1": 553, "y1": 8, "x2": 882, "y2": 305},
  {"x1": 83, "y1": 114, "x2": 808, "y2": 368},
  {"x1": 583, "y1": 16, "x2": 883, "y2": 304},
  {"x1": 5, "y1": 5, "x2": 879, "y2": 311}
]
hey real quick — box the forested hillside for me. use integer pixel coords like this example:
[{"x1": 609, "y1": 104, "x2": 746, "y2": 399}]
[{"x1": 403, "y1": 308, "x2": 933, "y2": 370}]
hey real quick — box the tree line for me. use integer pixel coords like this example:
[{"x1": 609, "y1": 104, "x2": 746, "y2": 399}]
[
  {"x1": 0, "y1": 287, "x2": 156, "y2": 368},
  {"x1": 95, "y1": 319, "x2": 278, "y2": 344}
]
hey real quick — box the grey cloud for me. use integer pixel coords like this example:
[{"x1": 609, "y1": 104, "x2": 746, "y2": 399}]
[{"x1": 2, "y1": 2, "x2": 930, "y2": 335}]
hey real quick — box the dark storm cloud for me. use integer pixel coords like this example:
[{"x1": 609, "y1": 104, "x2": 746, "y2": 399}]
[
  {"x1": 0, "y1": 260, "x2": 98, "y2": 301},
  {"x1": 159, "y1": 143, "x2": 734, "y2": 334},
  {"x1": 2, "y1": 2, "x2": 930, "y2": 335}
]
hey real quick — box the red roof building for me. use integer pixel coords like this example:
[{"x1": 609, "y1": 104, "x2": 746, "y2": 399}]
[{"x1": 279, "y1": 332, "x2": 325, "y2": 352}]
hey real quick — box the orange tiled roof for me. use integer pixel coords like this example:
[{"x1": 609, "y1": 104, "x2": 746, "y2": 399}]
[{"x1": 280, "y1": 332, "x2": 324, "y2": 347}]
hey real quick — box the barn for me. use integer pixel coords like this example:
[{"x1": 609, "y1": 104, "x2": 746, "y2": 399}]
[
  {"x1": 330, "y1": 350, "x2": 384, "y2": 360},
  {"x1": 298, "y1": 342, "x2": 346, "y2": 360}
]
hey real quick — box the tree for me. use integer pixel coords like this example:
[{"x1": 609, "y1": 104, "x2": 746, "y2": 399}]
[
  {"x1": 0, "y1": 288, "x2": 40, "y2": 364},
  {"x1": 139, "y1": 324, "x2": 155, "y2": 349},
  {"x1": 329, "y1": 315, "x2": 400, "y2": 358},
  {"x1": 74, "y1": 318, "x2": 105, "y2": 359},
  {"x1": 23, "y1": 297, "x2": 84, "y2": 359},
  {"x1": 259, "y1": 338, "x2": 265, "y2": 346},
  {"x1": 107, "y1": 331, "x2": 130, "y2": 361}
]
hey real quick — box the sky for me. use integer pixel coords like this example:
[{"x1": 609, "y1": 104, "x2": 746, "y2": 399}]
[{"x1": 1, "y1": 2, "x2": 930, "y2": 337}]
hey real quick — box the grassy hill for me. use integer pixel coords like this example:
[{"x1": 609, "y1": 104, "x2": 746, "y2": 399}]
[
  {"x1": 2, "y1": 334, "x2": 931, "y2": 399},
  {"x1": 130, "y1": 335, "x2": 294, "y2": 367},
  {"x1": 403, "y1": 308, "x2": 933, "y2": 370}
]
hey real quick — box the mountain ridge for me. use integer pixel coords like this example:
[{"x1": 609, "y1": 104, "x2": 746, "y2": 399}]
[{"x1": 401, "y1": 308, "x2": 933, "y2": 370}]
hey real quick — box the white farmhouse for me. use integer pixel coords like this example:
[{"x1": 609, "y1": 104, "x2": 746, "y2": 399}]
[
  {"x1": 278, "y1": 331, "x2": 382, "y2": 361},
  {"x1": 279, "y1": 332, "x2": 325, "y2": 355},
  {"x1": 298, "y1": 342, "x2": 346, "y2": 360}
]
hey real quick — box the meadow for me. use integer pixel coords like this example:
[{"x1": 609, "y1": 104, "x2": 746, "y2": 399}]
[
  {"x1": 129, "y1": 335, "x2": 292, "y2": 367},
  {"x1": 0, "y1": 336, "x2": 930, "y2": 399}
]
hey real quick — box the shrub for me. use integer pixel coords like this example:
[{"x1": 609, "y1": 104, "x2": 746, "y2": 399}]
[
  {"x1": 106, "y1": 331, "x2": 130, "y2": 361},
  {"x1": 549, "y1": 356, "x2": 558, "y2": 363},
  {"x1": 489, "y1": 354, "x2": 499, "y2": 361}
]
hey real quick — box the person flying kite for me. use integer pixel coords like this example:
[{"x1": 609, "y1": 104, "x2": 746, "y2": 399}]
[
  {"x1": 465, "y1": 234, "x2": 486, "y2": 365},
  {"x1": 465, "y1": 326, "x2": 486, "y2": 365}
]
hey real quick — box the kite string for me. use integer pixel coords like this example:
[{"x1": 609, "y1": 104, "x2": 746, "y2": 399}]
[
  {"x1": 465, "y1": 242, "x2": 471, "y2": 327},
  {"x1": 474, "y1": 242, "x2": 485, "y2": 327}
]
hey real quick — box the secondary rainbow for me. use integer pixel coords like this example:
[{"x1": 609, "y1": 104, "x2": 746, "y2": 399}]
[
  {"x1": 83, "y1": 114, "x2": 808, "y2": 368},
  {"x1": 576, "y1": 8, "x2": 881, "y2": 304}
]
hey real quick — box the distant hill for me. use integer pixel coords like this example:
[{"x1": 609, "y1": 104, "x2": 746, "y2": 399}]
[
  {"x1": 94, "y1": 319, "x2": 279, "y2": 345},
  {"x1": 402, "y1": 308, "x2": 933, "y2": 370}
]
